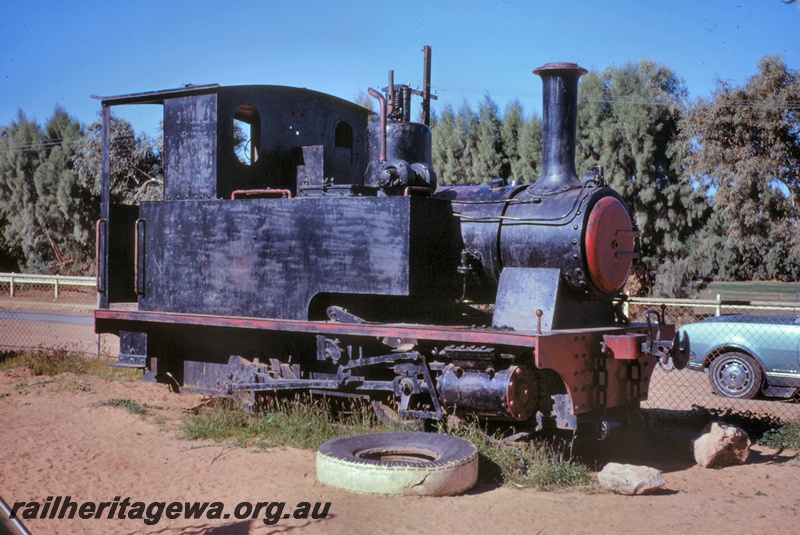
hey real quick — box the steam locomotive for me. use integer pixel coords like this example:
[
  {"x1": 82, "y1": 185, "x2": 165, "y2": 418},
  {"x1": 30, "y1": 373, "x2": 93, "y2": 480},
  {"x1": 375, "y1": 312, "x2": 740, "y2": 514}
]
[{"x1": 94, "y1": 48, "x2": 689, "y2": 437}]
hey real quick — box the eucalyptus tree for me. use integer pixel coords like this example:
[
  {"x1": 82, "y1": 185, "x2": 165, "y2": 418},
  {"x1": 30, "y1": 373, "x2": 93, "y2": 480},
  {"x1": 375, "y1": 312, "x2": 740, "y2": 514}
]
[
  {"x1": 682, "y1": 55, "x2": 800, "y2": 281},
  {"x1": 576, "y1": 61, "x2": 710, "y2": 295},
  {"x1": 74, "y1": 113, "x2": 163, "y2": 205},
  {"x1": 0, "y1": 108, "x2": 91, "y2": 273},
  {"x1": 0, "y1": 111, "x2": 42, "y2": 270}
]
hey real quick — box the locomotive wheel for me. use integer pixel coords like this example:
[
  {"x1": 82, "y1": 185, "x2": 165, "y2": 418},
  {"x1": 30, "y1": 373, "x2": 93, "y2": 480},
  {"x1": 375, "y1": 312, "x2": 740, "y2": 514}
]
[
  {"x1": 316, "y1": 432, "x2": 478, "y2": 496},
  {"x1": 709, "y1": 352, "x2": 763, "y2": 399}
]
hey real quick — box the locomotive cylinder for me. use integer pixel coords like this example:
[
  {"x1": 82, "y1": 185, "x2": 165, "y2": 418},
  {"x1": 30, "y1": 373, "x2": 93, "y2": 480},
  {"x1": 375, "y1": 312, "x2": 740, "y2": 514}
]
[{"x1": 438, "y1": 364, "x2": 536, "y2": 421}]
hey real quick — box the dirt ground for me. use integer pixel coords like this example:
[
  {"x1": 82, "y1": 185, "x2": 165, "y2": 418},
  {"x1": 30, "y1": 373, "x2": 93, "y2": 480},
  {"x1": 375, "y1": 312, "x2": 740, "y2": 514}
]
[{"x1": 2, "y1": 367, "x2": 799, "y2": 535}]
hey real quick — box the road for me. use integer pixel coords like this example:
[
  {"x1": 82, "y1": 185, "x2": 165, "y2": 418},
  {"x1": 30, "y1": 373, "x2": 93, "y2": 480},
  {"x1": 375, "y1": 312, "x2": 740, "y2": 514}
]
[
  {"x1": 0, "y1": 309, "x2": 93, "y2": 325},
  {"x1": 0, "y1": 306, "x2": 117, "y2": 356}
]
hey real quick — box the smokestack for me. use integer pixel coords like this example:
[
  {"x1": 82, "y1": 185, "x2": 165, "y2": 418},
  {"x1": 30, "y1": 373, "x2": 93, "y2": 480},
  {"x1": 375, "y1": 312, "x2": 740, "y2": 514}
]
[{"x1": 529, "y1": 62, "x2": 588, "y2": 195}]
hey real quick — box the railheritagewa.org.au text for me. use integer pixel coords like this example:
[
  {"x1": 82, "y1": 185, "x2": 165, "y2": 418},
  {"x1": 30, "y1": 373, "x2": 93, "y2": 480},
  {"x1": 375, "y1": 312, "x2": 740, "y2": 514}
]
[{"x1": 9, "y1": 496, "x2": 331, "y2": 526}]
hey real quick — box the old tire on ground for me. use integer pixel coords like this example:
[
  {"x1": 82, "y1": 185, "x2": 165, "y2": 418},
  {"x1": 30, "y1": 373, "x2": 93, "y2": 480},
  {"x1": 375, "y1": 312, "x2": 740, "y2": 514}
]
[
  {"x1": 709, "y1": 351, "x2": 763, "y2": 399},
  {"x1": 316, "y1": 431, "x2": 478, "y2": 496}
]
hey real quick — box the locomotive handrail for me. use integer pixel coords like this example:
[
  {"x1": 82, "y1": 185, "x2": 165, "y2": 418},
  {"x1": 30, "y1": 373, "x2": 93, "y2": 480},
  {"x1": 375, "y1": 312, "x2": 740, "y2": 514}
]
[
  {"x1": 134, "y1": 218, "x2": 146, "y2": 296},
  {"x1": 230, "y1": 189, "x2": 293, "y2": 199},
  {"x1": 451, "y1": 180, "x2": 595, "y2": 225},
  {"x1": 95, "y1": 218, "x2": 107, "y2": 293},
  {"x1": 404, "y1": 186, "x2": 433, "y2": 197},
  {"x1": 367, "y1": 87, "x2": 387, "y2": 161},
  {"x1": 454, "y1": 212, "x2": 582, "y2": 226}
]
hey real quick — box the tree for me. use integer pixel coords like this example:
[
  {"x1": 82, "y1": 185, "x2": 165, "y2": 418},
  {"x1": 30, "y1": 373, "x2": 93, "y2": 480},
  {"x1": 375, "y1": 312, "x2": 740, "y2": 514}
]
[
  {"x1": 33, "y1": 108, "x2": 93, "y2": 272},
  {"x1": 0, "y1": 107, "x2": 93, "y2": 273},
  {"x1": 0, "y1": 109, "x2": 162, "y2": 274},
  {"x1": 352, "y1": 90, "x2": 376, "y2": 117},
  {"x1": 432, "y1": 102, "x2": 477, "y2": 185},
  {"x1": 471, "y1": 95, "x2": 504, "y2": 183},
  {"x1": 0, "y1": 111, "x2": 42, "y2": 270},
  {"x1": 681, "y1": 55, "x2": 800, "y2": 282},
  {"x1": 576, "y1": 61, "x2": 711, "y2": 296},
  {"x1": 500, "y1": 99, "x2": 542, "y2": 185},
  {"x1": 73, "y1": 113, "x2": 163, "y2": 205}
]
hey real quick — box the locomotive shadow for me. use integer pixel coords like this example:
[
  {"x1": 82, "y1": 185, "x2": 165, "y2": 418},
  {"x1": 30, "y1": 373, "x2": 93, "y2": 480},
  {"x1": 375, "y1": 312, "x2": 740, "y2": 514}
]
[
  {"x1": 569, "y1": 425, "x2": 698, "y2": 474},
  {"x1": 569, "y1": 407, "x2": 798, "y2": 474}
]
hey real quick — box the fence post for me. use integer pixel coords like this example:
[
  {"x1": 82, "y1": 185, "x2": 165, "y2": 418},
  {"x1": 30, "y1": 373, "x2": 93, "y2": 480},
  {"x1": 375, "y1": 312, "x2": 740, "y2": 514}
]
[
  {"x1": 715, "y1": 294, "x2": 721, "y2": 316},
  {"x1": 9, "y1": 274, "x2": 14, "y2": 298},
  {"x1": 54, "y1": 276, "x2": 59, "y2": 301}
]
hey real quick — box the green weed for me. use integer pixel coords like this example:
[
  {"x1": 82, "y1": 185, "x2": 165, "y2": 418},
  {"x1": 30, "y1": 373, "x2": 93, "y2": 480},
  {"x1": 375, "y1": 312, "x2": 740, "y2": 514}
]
[
  {"x1": 99, "y1": 398, "x2": 149, "y2": 415},
  {"x1": 0, "y1": 348, "x2": 141, "y2": 381},
  {"x1": 181, "y1": 395, "x2": 403, "y2": 450},
  {"x1": 701, "y1": 281, "x2": 800, "y2": 302},
  {"x1": 758, "y1": 421, "x2": 800, "y2": 452},
  {"x1": 442, "y1": 420, "x2": 594, "y2": 490}
]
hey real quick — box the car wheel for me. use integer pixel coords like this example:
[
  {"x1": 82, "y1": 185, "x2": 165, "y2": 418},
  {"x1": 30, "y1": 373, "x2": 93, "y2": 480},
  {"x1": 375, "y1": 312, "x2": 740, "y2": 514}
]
[
  {"x1": 316, "y1": 431, "x2": 478, "y2": 496},
  {"x1": 708, "y1": 352, "x2": 763, "y2": 399}
]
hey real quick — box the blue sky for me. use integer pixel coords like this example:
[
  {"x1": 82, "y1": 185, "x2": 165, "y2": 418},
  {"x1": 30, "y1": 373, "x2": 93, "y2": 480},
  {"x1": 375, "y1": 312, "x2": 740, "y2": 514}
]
[{"x1": 1, "y1": 0, "x2": 798, "y2": 137}]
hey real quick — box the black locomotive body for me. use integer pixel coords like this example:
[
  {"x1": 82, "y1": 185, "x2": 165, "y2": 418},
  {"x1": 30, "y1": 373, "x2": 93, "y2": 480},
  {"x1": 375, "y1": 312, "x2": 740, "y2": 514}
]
[{"x1": 94, "y1": 51, "x2": 688, "y2": 436}]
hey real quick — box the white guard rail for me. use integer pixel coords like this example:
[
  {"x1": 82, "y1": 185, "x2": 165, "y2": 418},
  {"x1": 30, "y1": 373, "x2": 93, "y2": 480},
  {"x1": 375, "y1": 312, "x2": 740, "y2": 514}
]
[{"x1": 0, "y1": 272, "x2": 95, "y2": 300}]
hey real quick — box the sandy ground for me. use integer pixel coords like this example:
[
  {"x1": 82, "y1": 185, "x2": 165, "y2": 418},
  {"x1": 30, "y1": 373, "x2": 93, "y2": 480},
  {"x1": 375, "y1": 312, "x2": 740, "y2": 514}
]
[{"x1": 2, "y1": 366, "x2": 800, "y2": 535}]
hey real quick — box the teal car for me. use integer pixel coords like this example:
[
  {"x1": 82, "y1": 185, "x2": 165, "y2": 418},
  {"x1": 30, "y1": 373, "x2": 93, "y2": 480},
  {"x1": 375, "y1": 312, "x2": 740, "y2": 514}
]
[{"x1": 679, "y1": 314, "x2": 800, "y2": 400}]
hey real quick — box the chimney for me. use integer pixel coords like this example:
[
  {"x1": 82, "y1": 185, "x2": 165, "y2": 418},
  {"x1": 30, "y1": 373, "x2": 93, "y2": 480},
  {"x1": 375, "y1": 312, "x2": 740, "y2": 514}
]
[{"x1": 529, "y1": 62, "x2": 588, "y2": 195}]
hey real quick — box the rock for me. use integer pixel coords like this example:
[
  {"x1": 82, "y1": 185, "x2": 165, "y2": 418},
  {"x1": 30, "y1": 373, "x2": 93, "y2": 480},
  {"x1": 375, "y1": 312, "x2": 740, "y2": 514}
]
[
  {"x1": 693, "y1": 421, "x2": 751, "y2": 468},
  {"x1": 597, "y1": 463, "x2": 666, "y2": 495}
]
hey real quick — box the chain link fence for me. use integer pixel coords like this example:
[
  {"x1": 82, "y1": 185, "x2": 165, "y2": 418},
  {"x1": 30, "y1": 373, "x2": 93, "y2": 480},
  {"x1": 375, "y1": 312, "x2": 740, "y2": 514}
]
[
  {"x1": 0, "y1": 273, "x2": 118, "y2": 357},
  {"x1": 2, "y1": 272, "x2": 799, "y2": 422},
  {"x1": 626, "y1": 297, "x2": 800, "y2": 422}
]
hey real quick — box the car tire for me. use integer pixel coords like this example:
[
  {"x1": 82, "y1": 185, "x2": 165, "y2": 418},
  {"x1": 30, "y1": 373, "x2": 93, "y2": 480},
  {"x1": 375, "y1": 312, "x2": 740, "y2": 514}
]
[
  {"x1": 316, "y1": 431, "x2": 478, "y2": 496},
  {"x1": 708, "y1": 351, "x2": 763, "y2": 399}
]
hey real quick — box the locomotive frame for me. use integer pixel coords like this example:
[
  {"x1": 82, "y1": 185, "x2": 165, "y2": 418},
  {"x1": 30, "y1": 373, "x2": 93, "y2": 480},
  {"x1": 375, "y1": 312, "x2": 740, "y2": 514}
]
[{"x1": 94, "y1": 48, "x2": 689, "y2": 438}]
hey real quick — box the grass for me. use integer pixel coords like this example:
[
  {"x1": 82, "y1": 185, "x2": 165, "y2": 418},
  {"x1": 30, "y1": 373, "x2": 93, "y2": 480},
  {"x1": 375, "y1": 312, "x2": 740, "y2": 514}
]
[
  {"x1": 699, "y1": 281, "x2": 800, "y2": 303},
  {"x1": 0, "y1": 348, "x2": 141, "y2": 381},
  {"x1": 442, "y1": 421, "x2": 594, "y2": 490},
  {"x1": 758, "y1": 421, "x2": 800, "y2": 451},
  {"x1": 98, "y1": 398, "x2": 163, "y2": 415},
  {"x1": 181, "y1": 395, "x2": 404, "y2": 450}
]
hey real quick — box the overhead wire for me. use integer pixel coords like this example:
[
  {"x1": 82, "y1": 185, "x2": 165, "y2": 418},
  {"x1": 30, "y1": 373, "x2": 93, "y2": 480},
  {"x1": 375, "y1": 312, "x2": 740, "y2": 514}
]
[{"x1": 0, "y1": 133, "x2": 146, "y2": 155}]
